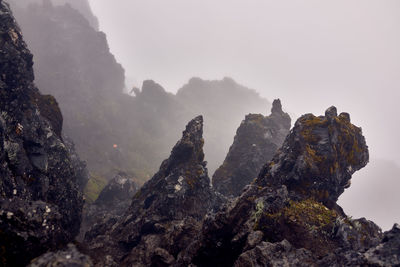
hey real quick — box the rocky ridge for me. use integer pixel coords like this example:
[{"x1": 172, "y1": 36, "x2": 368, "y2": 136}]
[
  {"x1": 212, "y1": 99, "x2": 291, "y2": 197},
  {"x1": 0, "y1": 1, "x2": 84, "y2": 265}
]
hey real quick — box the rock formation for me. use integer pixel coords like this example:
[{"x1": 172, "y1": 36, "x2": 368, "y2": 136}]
[
  {"x1": 28, "y1": 244, "x2": 93, "y2": 267},
  {"x1": 257, "y1": 106, "x2": 369, "y2": 208},
  {"x1": 79, "y1": 172, "x2": 138, "y2": 240},
  {"x1": 212, "y1": 99, "x2": 291, "y2": 197},
  {"x1": 179, "y1": 107, "x2": 391, "y2": 266},
  {"x1": 0, "y1": 1, "x2": 83, "y2": 265},
  {"x1": 85, "y1": 116, "x2": 223, "y2": 266}
]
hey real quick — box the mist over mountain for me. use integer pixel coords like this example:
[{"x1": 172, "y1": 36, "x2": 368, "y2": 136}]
[
  {"x1": 8, "y1": 0, "x2": 99, "y2": 29},
  {"x1": 8, "y1": 0, "x2": 270, "y2": 189}
]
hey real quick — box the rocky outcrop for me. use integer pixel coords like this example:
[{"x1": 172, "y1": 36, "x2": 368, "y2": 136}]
[
  {"x1": 0, "y1": 1, "x2": 84, "y2": 265},
  {"x1": 180, "y1": 107, "x2": 382, "y2": 266},
  {"x1": 63, "y1": 135, "x2": 89, "y2": 192},
  {"x1": 28, "y1": 244, "x2": 93, "y2": 267},
  {"x1": 95, "y1": 172, "x2": 138, "y2": 207},
  {"x1": 257, "y1": 106, "x2": 369, "y2": 208},
  {"x1": 212, "y1": 99, "x2": 291, "y2": 197},
  {"x1": 85, "y1": 116, "x2": 223, "y2": 265},
  {"x1": 79, "y1": 172, "x2": 137, "y2": 240}
]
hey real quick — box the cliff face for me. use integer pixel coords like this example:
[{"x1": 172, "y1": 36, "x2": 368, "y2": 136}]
[
  {"x1": 0, "y1": 1, "x2": 84, "y2": 265},
  {"x1": 212, "y1": 99, "x2": 291, "y2": 197},
  {"x1": 85, "y1": 116, "x2": 223, "y2": 266}
]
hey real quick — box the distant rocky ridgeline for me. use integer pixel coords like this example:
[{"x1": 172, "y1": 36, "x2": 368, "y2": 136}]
[
  {"x1": 7, "y1": 0, "x2": 99, "y2": 30},
  {"x1": 9, "y1": 0, "x2": 271, "y2": 195}
]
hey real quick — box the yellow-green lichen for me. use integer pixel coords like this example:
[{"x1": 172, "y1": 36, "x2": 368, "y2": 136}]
[{"x1": 283, "y1": 199, "x2": 337, "y2": 229}]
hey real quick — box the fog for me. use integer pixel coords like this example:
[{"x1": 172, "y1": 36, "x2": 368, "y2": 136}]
[{"x1": 88, "y1": 0, "x2": 400, "y2": 229}]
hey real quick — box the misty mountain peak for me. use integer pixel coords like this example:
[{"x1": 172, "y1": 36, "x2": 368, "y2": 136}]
[{"x1": 140, "y1": 79, "x2": 168, "y2": 97}]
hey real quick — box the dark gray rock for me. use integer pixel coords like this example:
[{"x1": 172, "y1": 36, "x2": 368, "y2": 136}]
[
  {"x1": 363, "y1": 223, "x2": 400, "y2": 266},
  {"x1": 257, "y1": 108, "x2": 369, "y2": 208},
  {"x1": 78, "y1": 172, "x2": 137, "y2": 240},
  {"x1": 234, "y1": 240, "x2": 313, "y2": 267},
  {"x1": 63, "y1": 135, "x2": 89, "y2": 192},
  {"x1": 212, "y1": 99, "x2": 291, "y2": 197},
  {"x1": 28, "y1": 244, "x2": 93, "y2": 267},
  {"x1": 0, "y1": 2, "x2": 83, "y2": 265}
]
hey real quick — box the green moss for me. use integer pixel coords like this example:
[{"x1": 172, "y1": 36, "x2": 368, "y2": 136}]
[
  {"x1": 256, "y1": 199, "x2": 337, "y2": 232},
  {"x1": 283, "y1": 199, "x2": 337, "y2": 229},
  {"x1": 84, "y1": 173, "x2": 108, "y2": 203},
  {"x1": 305, "y1": 144, "x2": 324, "y2": 164},
  {"x1": 302, "y1": 116, "x2": 325, "y2": 127}
]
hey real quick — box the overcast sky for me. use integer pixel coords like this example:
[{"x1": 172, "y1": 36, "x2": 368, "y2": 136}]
[{"x1": 87, "y1": 1, "x2": 400, "y2": 228}]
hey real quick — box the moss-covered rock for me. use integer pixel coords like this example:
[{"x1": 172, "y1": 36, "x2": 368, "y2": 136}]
[{"x1": 257, "y1": 106, "x2": 369, "y2": 207}]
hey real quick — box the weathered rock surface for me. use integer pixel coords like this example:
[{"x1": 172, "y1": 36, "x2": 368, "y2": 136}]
[
  {"x1": 28, "y1": 243, "x2": 93, "y2": 267},
  {"x1": 0, "y1": 1, "x2": 83, "y2": 265},
  {"x1": 212, "y1": 99, "x2": 291, "y2": 197},
  {"x1": 63, "y1": 134, "x2": 89, "y2": 192},
  {"x1": 181, "y1": 107, "x2": 382, "y2": 267},
  {"x1": 85, "y1": 116, "x2": 223, "y2": 265},
  {"x1": 257, "y1": 106, "x2": 369, "y2": 208}
]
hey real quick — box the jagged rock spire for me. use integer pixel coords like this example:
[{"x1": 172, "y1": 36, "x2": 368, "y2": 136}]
[
  {"x1": 85, "y1": 116, "x2": 221, "y2": 265},
  {"x1": 271, "y1": 98, "x2": 283, "y2": 114},
  {"x1": 213, "y1": 100, "x2": 291, "y2": 197}
]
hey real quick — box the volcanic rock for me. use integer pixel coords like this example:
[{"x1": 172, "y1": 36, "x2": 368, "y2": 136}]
[
  {"x1": 0, "y1": 2, "x2": 83, "y2": 265},
  {"x1": 85, "y1": 116, "x2": 223, "y2": 265},
  {"x1": 28, "y1": 244, "x2": 93, "y2": 267},
  {"x1": 79, "y1": 172, "x2": 137, "y2": 240},
  {"x1": 183, "y1": 107, "x2": 379, "y2": 267},
  {"x1": 212, "y1": 99, "x2": 291, "y2": 197},
  {"x1": 257, "y1": 107, "x2": 369, "y2": 207}
]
